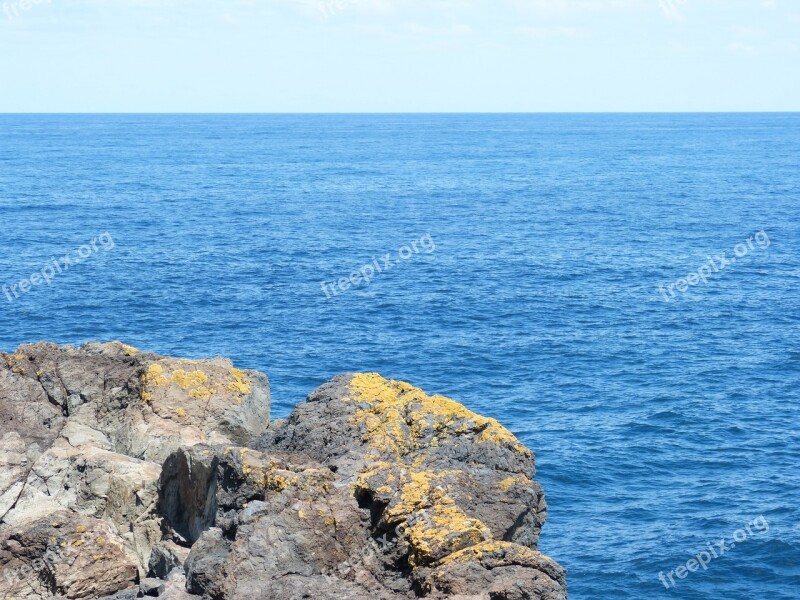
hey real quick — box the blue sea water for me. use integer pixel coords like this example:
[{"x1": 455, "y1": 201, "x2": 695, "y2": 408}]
[{"x1": 0, "y1": 114, "x2": 798, "y2": 599}]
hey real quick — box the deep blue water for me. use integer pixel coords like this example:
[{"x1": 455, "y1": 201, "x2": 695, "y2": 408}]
[{"x1": 0, "y1": 114, "x2": 798, "y2": 599}]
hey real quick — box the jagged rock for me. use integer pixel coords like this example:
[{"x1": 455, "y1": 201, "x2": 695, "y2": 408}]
[
  {"x1": 155, "y1": 569, "x2": 196, "y2": 600},
  {"x1": 148, "y1": 541, "x2": 190, "y2": 579},
  {"x1": 159, "y1": 447, "x2": 219, "y2": 545},
  {"x1": 420, "y1": 541, "x2": 567, "y2": 599},
  {"x1": 140, "y1": 577, "x2": 166, "y2": 596},
  {"x1": 0, "y1": 510, "x2": 139, "y2": 599},
  {"x1": 162, "y1": 373, "x2": 565, "y2": 599},
  {"x1": 261, "y1": 373, "x2": 548, "y2": 551},
  {"x1": 0, "y1": 341, "x2": 270, "y2": 597},
  {"x1": 1, "y1": 343, "x2": 565, "y2": 599},
  {"x1": 98, "y1": 588, "x2": 139, "y2": 600}
]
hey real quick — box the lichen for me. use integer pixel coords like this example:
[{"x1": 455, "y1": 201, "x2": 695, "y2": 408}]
[
  {"x1": 143, "y1": 361, "x2": 254, "y2": 405},
  {"x1": 347, "y1": 373, "x2": 528, "y2": 460},
  {"x1": 242, "y1": 459, "x2": 333, "y2": 497},
  {"x1": 189, "y1": 386, "x2": 216, "y2": 400},
  {"x1": 356, "y1": 465, "x2": 491, "y2": 567},
  {"x1": 5, "y1": 352, "x2": 27, "y2": 365},
  {"x1": 101, "y1": 341, "x2": 138, "y2": 356},
  {"x1": 119, "y1": 343, "x2": 138, "y2": 356},
  {"x1": 171, "y1": 369, "x2": 209, "y2": 390},
  {"x1": 497, "y1": 475, "x2": 522, "y2": 493},
  {"x1": 5, "y1": 352, "x2": 28, "y2": 375},
  {"x1": 347, "y1": 374, "x2": 535, "y2": 568},
  {"x1": 404, "y1": 491, "x2": 490, "y2": 566},
  {"x1": 227, "y1": 368, "x2": 252, "y2": 395},
  {"x1": 175, "y1": 407, "x2": 187, "y2": 418},
  {"x1": 145, "y1": 363, "x2": 169, "y2": 386},
  {"x1": 435, "y1": 540, "x2": 557, "y2": 568}
]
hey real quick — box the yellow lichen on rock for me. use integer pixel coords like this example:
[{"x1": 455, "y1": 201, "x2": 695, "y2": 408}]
[
  {"x1": 189, "y1": 386, "x2": 216, "y2": 400},
  {"x1": 347, "y1": 374, "x2": 538, "y2": 568},
  {"x1": 175, "y1": 407, "x2": 187, "y2": 418},
  {"x1": 143, "y1": 361, "x2": 242, "y2": 404},
  {"x1": 145, "y1": 363, "x2": 169, "y2": 386},
  {"x1": 382, "y1": 470, "x2": 434, "y2": 523},
  {"x1": 5, "y1": 352, "x2": 28, "y2": 375},
  {"x1": 171, "y1": 369, "x2": 209, "y2": 390},
  {"x1": 348, "y1": 373, "x2": 527, "y2": 459},
  {"x1": 405, "y1": 491, "x2": 491, "y2": 566},
  {"x1": 242, "y1": 459, "x2": 333, "y2": 498},
  {"x1": 227, "y1": 368, "x2": 252, "y2": 395},
  {"x1": 5, "y1": 352, "x2": 28, "y2": 365},
  {"x1": 101, "y1": 341, "x2": 139, "y2": 356},
  {"x1": 435, "y1": 539, "x2": 556, "y2": 567},
  {"x1": 356, "y1": 465, "x2": 491, "y2": 566},
  {"x1": 497, "y1": 475, "x2": 524, "y2": 493}
]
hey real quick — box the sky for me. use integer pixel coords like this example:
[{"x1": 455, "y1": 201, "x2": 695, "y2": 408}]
[{"x1": 0, "y1": 0, "x2": 798, "y2": 112}]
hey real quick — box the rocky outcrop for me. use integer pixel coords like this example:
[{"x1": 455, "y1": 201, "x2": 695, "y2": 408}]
[{"x1": 0, "y1": 342, "x2": 566, "y2": 599}]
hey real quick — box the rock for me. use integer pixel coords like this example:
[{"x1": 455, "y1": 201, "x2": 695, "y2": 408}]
[
  {"x1": 1, "y1": 343, "x2": 565, "y2": 599},
  {"x1": 420, "y1": 541, "x2": 567, "y2": 599},
  {"x1": 159, "y1": 447, "x2": 219, "y2": 545},
  {"x1": 148, "y1": 541, "x2": 190, "y2": 579},
  {"x1": 157, "y1": 568, "x2": 197, "y2": 600},
  {"x1": 97, "y1": 588, "x2": 140, "y2": 600},
  {"x1": 140, "y1": 576, "x2": 165, "y2": 596},
  {"x1": 169, "y1": 373, "x2": 565, "y2": 599},
  {"x1": 0, "y1": 510, "x2": 139, "y2": 599},
  {"x1": 261, "y1": 373, "x2": 548, "y2": 550},
  {"x1": 0, "y1": 341, "x2": 270, "y2": 597}
]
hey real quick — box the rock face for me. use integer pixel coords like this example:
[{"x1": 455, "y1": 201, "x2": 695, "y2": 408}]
[{"x1": 0, "y1": 342, "x2": 566, "y2": 599}]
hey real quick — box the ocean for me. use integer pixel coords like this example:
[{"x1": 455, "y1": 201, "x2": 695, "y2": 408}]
[{"x1": 0, "y1": 113, "x2": 797, "y2": 599}]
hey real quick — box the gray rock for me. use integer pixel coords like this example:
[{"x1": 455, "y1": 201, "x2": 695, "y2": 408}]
[
  {"x1": 0, "y1": 510, "x2": 139, "y2": 599},
  {"x1": 140, "y1": 577, "x2": 165, "y2": 596},
  {"x1": 98, "y1": 588, "x2": 140, "y2": 600},
  {"x1": 0, "y1": 341, "x2": 270, "y2": 598},
  {"x1": 148, "y1": 541, "x2": 190, "y2": 579},
  {"x1": 177, "y1": 373, "x2": 566, "y2": 599},
  {"x1": 159, "y1": 446, "x2": 218, "y2": 545},
  {"x1": 1, "y1": 344, "x2": 565, "y2": 599}
]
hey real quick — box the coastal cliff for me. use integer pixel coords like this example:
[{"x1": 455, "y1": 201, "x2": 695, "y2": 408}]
[{"x1": 0, "y1": 342, "x2": 566, "y2": 599}]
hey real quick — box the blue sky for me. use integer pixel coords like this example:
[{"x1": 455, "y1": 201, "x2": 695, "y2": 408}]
[{"x1": 0, "y1": 0, "x2": 797, "y2": 112}]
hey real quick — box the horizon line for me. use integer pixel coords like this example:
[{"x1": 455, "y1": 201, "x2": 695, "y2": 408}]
[{"x1": 1, "y1": 111, "x2": 799, "y2": 116}]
